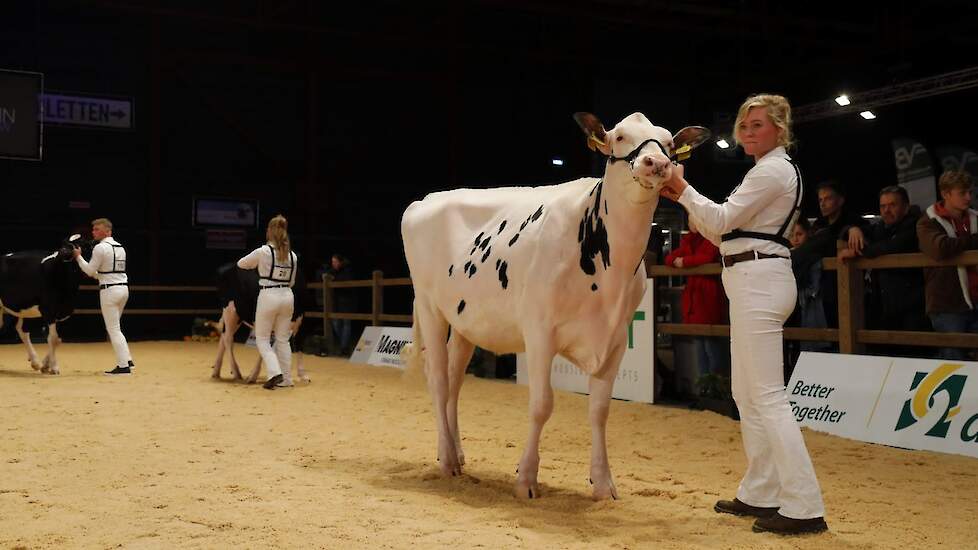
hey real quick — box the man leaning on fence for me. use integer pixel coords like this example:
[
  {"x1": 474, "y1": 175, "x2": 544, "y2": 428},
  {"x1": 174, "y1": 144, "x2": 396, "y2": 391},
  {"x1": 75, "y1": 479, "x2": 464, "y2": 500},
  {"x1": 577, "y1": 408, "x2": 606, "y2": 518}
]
[
  {"x1": 838, "y1": 185, "x2": 929, "y2": 357},
  {"x1": 916, "y1": 171, "x2": 978, "y2": 360}
]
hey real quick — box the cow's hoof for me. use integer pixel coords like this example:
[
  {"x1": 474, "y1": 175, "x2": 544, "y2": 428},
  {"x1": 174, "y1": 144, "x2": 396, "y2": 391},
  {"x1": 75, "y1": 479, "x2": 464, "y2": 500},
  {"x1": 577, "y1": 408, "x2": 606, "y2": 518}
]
[
  {"x1": 30, "y1": 360, "x2": 42, "y2": 371},
  {"x1": 588, "y1": 478, "x2": 618, "y2": 501},
  {"x1": 514, "y1": 480, "x2": 540, "y2": 499},
  {"x1": 438, "y1": 459, "x2": 462, "y2": 477}
]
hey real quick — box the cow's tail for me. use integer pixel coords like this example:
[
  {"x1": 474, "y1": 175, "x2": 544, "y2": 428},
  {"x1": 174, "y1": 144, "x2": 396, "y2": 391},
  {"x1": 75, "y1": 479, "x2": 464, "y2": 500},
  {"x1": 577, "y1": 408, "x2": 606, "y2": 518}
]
[{"x1": 400, "y1": 301, "x2": 426, "y2": 386}]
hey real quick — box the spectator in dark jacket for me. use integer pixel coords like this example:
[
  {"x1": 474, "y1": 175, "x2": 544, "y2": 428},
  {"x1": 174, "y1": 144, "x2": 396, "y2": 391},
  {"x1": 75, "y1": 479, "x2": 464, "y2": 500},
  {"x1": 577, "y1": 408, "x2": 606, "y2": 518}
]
[
  {"x1": 664, "y1": 217, "x2": 726, "y2": 376},
  {"x1": 916, "y1": 171, "x2": 978, "y2": 360},
  {"x1": 327, "y1": 253, "x2": 357, "y2": 354},
  {"x1": 839, "y1": 185, "x2": 929, "y2": 357},
  {"x1": 809, "y1": 180, "x2": 868, "y2": 327}
]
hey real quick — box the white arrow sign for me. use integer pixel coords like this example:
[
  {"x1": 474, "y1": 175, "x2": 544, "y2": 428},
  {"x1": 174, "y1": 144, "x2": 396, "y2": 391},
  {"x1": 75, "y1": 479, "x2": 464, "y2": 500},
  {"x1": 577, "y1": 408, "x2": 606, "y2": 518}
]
[{"x1": 40, "y1": 93, "x2": 133, "y2": 129}]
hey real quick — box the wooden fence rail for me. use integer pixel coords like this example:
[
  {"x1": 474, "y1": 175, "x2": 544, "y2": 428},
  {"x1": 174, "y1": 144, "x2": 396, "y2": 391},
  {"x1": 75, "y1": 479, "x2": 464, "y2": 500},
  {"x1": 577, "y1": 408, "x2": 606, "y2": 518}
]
[{"x1": 71, "y1": 250, "x2": 978, "y2": 355}]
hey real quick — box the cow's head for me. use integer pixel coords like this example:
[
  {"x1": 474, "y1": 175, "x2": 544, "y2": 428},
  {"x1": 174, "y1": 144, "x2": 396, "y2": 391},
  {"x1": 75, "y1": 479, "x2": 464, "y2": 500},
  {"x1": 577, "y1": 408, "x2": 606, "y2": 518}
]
[
  {"x1": 574, "y1": 112, "x2": 710, "y2": 202},
  {"x1": 57, "y1": 234, "x2": 88, "y2": 262}
]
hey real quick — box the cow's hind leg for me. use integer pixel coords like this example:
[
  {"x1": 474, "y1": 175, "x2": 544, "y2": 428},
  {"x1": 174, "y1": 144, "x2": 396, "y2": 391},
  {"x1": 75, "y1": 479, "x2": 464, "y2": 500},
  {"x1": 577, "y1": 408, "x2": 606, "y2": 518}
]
[
  {"x1": 15, "y1": 318, "x2": 43, "y2": 371},
  {"x1": 447, "y1": 330, "x2": 475, "y2": 466},
  {"x1": 515, "y1": 332, "x2": 556, "y2": 499},
  {"x1": 41, "y1": 322, "x2": 61, "y2": 375},
  {"x1": 587, "y1": 341, "x2": 626, "y2": 501},
  {"x1": 417, "y1": 299, "x2": 459, "y2": 476}
]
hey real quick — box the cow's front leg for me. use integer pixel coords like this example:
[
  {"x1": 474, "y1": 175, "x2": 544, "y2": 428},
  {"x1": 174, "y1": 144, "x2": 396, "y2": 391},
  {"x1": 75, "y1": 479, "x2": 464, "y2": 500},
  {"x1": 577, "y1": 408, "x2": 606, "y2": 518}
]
[
  {"x1": 515, "y1": 336, "x2": 555, "y2": 499},
  {"x1": 41, "y1": 322, "x2": 61, "y2": 375},
  {"x1": 447, "y1": 332, "x2": 475, "y2": 466},
  {"x1": 417, "y1": 302, "x2": 459, "y2": 476},
  {"x1": 244, "y1": 354, "x2": 261, "y2": 384},
  {"x1": 15, "y1": 318, "x2": 43, "y2": 371},
  {"x1": 587, "y1": 342, "x2": 626, "y2": 501}
]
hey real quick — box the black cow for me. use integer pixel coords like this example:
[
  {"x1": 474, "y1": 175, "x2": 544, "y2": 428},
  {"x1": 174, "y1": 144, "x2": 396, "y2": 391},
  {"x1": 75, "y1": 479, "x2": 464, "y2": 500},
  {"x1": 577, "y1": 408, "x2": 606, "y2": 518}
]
[
  {"x1": 0, "y1": 234, "x2": 89, "y2": 374},
  {"x1": 210, "y1": 263, "x2": 311, "y2": 384}
]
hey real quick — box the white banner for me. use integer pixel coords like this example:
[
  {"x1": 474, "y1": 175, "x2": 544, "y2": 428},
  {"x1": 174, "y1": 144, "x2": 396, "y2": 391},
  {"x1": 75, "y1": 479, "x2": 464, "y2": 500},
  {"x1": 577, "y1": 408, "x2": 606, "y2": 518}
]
[
  {"x1": 349, "y1": 326, "x2": 413, "y2": 368},
  {"x1": 790, "y1": 352, "x2": 978, "y2": 458},
  {"x1": 516, "y1": 279, "x2": 655, "y2": 403}
]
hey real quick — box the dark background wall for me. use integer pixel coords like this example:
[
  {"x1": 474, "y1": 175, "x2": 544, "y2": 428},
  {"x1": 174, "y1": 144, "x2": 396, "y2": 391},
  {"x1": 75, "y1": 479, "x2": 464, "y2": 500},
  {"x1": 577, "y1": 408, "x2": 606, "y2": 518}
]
[{"x1": 2, "y1": 1, "x2": 977, "y2": 339}]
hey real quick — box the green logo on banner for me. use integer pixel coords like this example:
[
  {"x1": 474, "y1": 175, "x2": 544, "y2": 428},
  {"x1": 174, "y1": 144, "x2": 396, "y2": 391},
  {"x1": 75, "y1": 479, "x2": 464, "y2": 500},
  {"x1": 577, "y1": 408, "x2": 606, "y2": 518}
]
[{"x1": 895, "y1": 364, "x2": 967, "y2": 438}]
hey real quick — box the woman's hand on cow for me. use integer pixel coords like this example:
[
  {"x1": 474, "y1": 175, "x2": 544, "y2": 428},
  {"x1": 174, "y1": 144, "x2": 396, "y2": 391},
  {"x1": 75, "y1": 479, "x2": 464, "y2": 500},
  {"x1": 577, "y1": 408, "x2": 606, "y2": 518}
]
[
  {"x1": 72, "y1": 247, "x2": 81, "y2": 259},
  {"x1": 659, "y1": 163, "x2": 688, "y2": 201}
]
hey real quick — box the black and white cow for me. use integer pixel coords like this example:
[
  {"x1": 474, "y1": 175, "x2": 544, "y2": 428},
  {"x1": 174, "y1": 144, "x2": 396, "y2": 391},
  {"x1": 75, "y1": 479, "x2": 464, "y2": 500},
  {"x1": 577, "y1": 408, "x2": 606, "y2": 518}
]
[
  {"x1": 0, "y1": 235, "x2": 89, "y2": 374},
  {"x1": 210, "y1": 263, "x2": 310, "y2": 384},
  {"x1": 401, "y1": 112, "x2": 709, "y2": 499}
]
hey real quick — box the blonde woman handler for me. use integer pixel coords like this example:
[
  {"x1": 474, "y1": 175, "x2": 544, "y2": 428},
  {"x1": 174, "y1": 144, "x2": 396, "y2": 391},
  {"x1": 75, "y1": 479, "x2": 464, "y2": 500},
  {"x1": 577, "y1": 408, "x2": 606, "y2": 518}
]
[
  {"x1": 237, "y1": 215, "x2": 298, "y2": 390},
  {"x1": 73, "y1": 217, "x2": 134, "y2": 376},
  {"x1": 660, "y1": 94, "x2": 827, "y2": 535}
]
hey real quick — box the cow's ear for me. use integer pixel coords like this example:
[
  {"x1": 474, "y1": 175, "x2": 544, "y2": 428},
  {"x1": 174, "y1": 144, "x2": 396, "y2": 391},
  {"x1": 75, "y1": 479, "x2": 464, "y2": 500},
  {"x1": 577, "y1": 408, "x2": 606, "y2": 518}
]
[
  {"x1": 673, "y1": 126, "x2": 712, "y2": 151},
  {"x1": 68, "y1": 234, "x2": 81, "y2": 242},
  {"x1": 573, "y1": 112, "x2": 611, "y2": 155}
]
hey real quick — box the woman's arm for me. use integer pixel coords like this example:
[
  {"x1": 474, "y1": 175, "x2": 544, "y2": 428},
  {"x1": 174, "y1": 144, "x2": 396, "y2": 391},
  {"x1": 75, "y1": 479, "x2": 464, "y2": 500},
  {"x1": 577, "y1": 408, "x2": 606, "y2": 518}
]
[{"x1": 237, "y1": 247, "x2": 263, "y2": 270}]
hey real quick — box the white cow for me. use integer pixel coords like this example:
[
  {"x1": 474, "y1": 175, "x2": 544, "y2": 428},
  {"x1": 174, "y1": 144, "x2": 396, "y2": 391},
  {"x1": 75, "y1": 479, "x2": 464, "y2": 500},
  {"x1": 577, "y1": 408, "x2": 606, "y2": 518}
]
[{"x1": 401, "y1": 112, "x2": 709, "y2": 499}]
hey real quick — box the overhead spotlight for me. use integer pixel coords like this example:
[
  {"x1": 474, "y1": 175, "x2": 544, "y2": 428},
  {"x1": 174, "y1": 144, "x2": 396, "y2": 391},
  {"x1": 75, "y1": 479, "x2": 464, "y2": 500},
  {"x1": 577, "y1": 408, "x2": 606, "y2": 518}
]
[
  {"x1": 835, "y1": 95, "x2": 851, "y2": 106},
  {"x1": 716, "y1": 138, "x2": 730, "y2": 149},
  {"x1": 551, "y1": 158, "x2": 564, "y2": 166},
  {"x1": 860, "y1": 111, "x2": 876, "y2": 120},
  {"x1": 862, "y1": 214, "x2": 877, "y2": 219},
  {"x1": 660, "y1": 229, "x2": 670, "y2": 234}
]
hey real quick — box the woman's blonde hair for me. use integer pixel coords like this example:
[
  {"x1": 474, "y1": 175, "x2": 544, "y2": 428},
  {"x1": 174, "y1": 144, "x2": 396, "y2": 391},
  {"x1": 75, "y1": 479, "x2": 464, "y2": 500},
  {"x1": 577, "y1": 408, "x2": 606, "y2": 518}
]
[
  {"x1": 734, "y1": 93, "x2": 794, "y2": 150},
  {"x1": 266, "y1": 215, "x2": 290, "y2": 262}
]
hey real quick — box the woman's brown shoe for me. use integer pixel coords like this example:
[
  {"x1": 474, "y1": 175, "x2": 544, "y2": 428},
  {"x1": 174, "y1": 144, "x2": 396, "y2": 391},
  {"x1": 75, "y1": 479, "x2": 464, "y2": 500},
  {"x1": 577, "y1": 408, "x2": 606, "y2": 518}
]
[
  {"x1": 714, "y1": 498, "x2": 779, "y2": 518},
  {"x1": 752, "y1": 513, "x2": 828, "y2": 535}
]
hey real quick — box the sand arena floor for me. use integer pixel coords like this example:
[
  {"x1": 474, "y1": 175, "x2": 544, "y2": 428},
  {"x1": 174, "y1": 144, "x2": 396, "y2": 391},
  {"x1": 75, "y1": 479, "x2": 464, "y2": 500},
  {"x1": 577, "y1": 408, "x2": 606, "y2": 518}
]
[{"x1": 0, "y1": 341, "x2": 975, "y2": 549}]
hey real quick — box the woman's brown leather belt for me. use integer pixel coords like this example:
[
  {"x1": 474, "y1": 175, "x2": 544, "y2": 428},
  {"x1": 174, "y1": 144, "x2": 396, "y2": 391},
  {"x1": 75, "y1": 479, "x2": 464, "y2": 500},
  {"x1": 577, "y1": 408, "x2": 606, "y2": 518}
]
[{"x1": 721, "y1": 250, "x2": 789, "y2": 268}]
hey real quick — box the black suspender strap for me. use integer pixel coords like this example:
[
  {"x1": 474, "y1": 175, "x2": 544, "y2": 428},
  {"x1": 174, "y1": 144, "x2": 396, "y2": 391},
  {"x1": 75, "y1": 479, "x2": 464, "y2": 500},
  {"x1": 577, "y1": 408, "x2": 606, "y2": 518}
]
[
  {"x1": 721, "y1": 157, "x2": 803, "y2": 249},
  {"x1": 260, "y1": 246, "x2": 295, "y2": 284},
  {"x1": 97, "y1": 243, "x2": 127, "y2": 274}
]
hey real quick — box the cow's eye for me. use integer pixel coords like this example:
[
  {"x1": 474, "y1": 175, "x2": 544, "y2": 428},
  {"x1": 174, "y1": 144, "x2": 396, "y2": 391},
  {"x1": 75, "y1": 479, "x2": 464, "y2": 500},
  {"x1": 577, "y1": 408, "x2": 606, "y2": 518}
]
[{"x1": 615, "y1": 135, "x2": 623, "y2": 142}]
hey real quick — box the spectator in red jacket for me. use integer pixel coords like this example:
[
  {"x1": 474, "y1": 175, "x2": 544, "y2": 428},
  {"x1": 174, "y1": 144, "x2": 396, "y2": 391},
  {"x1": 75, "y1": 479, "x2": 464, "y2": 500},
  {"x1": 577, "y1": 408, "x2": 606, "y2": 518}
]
[{"x1": 665, "y1": 217, "x2": 726, "y2": 376}]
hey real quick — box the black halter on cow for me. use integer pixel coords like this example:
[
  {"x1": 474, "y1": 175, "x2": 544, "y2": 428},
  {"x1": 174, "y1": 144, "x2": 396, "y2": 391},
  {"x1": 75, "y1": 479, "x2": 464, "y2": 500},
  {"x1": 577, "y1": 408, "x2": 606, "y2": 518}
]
[
  {"x1": 0, "y1": 234, "x2": 92, "y2": 374},
  {"x1": 211, "y1": 263, "x2": 311, "y2": 384}
]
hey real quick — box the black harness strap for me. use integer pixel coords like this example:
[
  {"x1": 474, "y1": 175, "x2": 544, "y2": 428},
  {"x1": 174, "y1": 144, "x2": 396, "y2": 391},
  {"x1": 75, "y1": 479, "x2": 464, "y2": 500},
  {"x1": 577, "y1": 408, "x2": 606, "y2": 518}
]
[
  {"x1": 260, "y1": 245, "x2": 295, "y2": 284},
  {"x1": 97, "y1": 243, "x2": 127, "y2": 274},
  {"x1": 721, "y1": 158, "x2": 803, "y2": 250}
]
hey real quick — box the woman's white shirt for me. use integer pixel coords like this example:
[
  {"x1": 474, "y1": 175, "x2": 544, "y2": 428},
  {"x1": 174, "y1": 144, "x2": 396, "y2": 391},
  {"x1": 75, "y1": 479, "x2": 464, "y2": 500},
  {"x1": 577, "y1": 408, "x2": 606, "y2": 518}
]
[
  {"x1": 237, "y1": 244, "x2": 297, "y2": 287},
  {"x1": 677, "y1": 146, "x2": 798, "y2": 257}
]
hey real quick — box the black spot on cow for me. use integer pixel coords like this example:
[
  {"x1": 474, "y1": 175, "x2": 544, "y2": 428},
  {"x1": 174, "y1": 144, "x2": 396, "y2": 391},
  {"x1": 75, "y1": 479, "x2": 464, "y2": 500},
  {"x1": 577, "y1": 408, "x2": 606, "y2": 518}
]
[
  {"x1": 578, "y1": 180, "x2": 611, "y2": 276},
  {"x1": 591, "y1": 283, "x2": 598, "y2": 291},
  {"x1": 589, "y1": 181, "x2": 599, "y2": 196},
  {"x1": 531, "y1": 205, "x2": 544, "y2": 222},
  {"x1": 470, "y1": 246, "x2": 477, "y2": 256},
  {"x1": 498, "y1": 220, "x2": 507, "y2": 234},
  {"x1": 479, "y1": 236, "x2": 491, "y2": 251},
  {"x1": 604, "y1": 200, "x2": 608, "y2": 215},
  {"x1": 467, "y1": 263, "x2": 477, "y2": 278},
  {"x1": 498, "y1": 261, "x2": 509, "y2": 289},
  {"x1": 464, "y1": 260, "x2": 471, "y2": 274},
  {"x1": 509, "y1": 233, "x2": 519, "y2": 246},
  {"x1": 495, "y1": 258, "x2": 501, "y2": 270},
  {"x1": 448, "y1": 265, "x2": 454, "y2": 277},
  {"x1": 474, "y1": 232, "x2": 484, "y2": 247},
  {"x1": 481, "y1": 246, "x2": 491, "y2": 263},
  {"x1": 457, "y1": 300, "x2": 466, "y2": 315}
]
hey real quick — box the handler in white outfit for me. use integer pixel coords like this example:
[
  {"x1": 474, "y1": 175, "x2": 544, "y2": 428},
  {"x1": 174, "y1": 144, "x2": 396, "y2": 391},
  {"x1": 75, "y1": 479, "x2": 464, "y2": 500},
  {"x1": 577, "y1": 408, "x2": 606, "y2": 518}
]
[
  {"x1": 237, "y1": 215, "x2": 297, "y2": 390},
  {"x1": 73, "y1": 217, "x2": 134, "y2": 375},
  {"x1": 660, "y1": 94, "x2": 827, "y2": 535}
]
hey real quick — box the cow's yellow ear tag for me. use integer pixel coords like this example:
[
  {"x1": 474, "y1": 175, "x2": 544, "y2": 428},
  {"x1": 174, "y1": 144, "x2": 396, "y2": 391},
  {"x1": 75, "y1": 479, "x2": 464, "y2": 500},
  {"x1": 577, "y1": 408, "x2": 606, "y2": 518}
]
[
  {"x1": 674, "y1": 144, "x2": 692, "y2": 161},
  {"x1": 589, "y1": 132, "x2": 606, "y2": 148}
]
